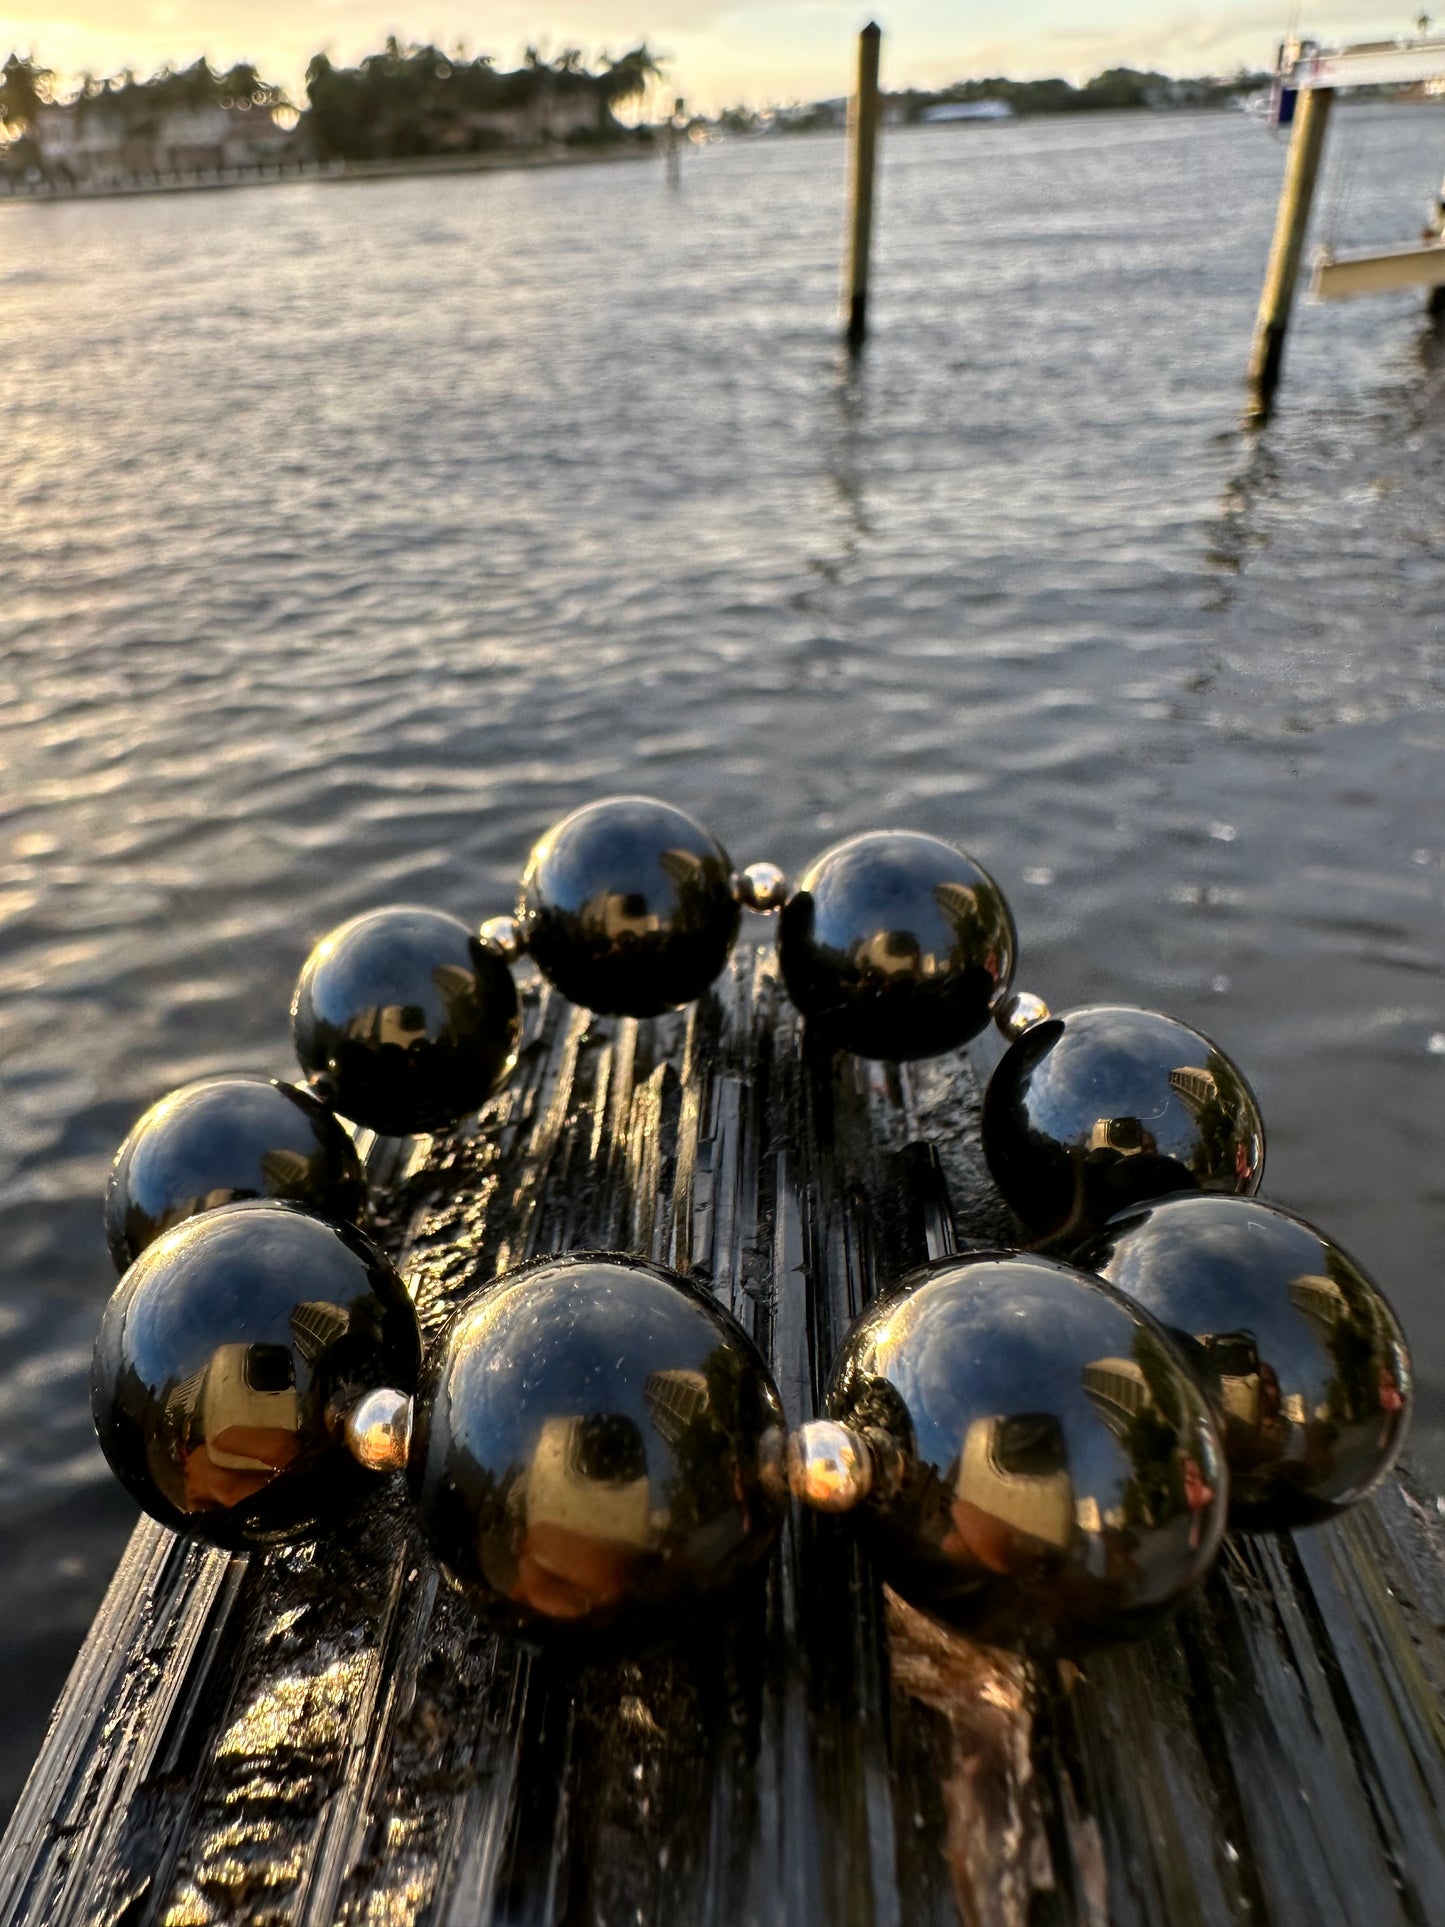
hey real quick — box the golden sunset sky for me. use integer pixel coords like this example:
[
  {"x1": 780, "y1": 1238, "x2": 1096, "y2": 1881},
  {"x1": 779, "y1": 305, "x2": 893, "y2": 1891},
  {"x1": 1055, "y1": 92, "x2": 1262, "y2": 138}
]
[{"x1": 0, "y1": 4, "x2": 1427, "y2": 111}]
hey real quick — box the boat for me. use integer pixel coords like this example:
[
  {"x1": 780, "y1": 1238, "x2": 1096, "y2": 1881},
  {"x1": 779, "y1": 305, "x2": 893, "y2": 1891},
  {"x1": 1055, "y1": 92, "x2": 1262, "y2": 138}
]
[{"x1": 919, "y1": 99, "x2": 1014, "y2": 124}]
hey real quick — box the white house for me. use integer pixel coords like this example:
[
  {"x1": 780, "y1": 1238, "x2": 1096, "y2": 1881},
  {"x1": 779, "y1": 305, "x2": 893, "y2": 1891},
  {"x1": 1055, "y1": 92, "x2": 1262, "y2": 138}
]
[{"x1": 30, "y1": 100, "x2": 296, "y2": 183}]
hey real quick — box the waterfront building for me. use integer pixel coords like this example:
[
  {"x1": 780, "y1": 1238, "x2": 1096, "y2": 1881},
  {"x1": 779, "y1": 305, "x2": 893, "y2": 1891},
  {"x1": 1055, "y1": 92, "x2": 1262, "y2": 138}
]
[{"x1": 30, "y1": 98, "x2": 295, "y2": 185}]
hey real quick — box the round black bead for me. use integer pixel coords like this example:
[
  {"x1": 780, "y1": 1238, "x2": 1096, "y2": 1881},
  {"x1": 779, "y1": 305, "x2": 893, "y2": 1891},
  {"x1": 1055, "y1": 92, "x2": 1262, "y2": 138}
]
[
  {"x1": 982, "y1": 1005, "x2": 1264, "y2": 1245},
  {"x1": 777, "y1": 831, "x2": 1016, "y2": 1060},
  {"x1": 517, "y1": 797, "x2": 739, "y2": 1019},
  {"x1": 104, "y1": 1074, "x2": 366, "y2": 1273},
  {"x1": 1076, "y1": 1193, "x2": 1411, "y2": 1528},
  {"x1": 410, "y1": 1253, "x2": 785, "y2": 1630},
  {"x1": 292, "y1": 906, "x2": 519, "y2": 1136},
  {"x1": 825, "y1": 1253, "x2": 1227, "y2": 1637},
  {"x1": 92, "y1": 1201, "x2": 422, "y2": 1550}
]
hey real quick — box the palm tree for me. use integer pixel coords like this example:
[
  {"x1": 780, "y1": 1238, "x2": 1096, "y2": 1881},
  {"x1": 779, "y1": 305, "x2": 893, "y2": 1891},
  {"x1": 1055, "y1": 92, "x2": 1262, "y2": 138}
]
[
  {"x1": 603, "y1": 45, "x2": 665, "y2": 106},
  {"x1": 178, "y1": 59, "x2": 218, "y2": 111},
  {"x1": 220, "y1": 61, "x2": 279, "y2": 109},
  {"x1": 0, "y1": 51, "x2": 55, "y2": 139}
]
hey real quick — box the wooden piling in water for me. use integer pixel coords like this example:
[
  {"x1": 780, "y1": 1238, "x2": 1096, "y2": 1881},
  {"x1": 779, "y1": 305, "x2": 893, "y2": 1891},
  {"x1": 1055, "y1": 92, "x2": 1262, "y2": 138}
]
[
  {"x1": 1247, "y1": 83, "x2": 1335, "y2": 416},
  {"x1": 664, "y1": 97, "x2": 684, "y2": 188},
  {"x1": 844, "y1": 22, "x2": 883, "y2": 351}
]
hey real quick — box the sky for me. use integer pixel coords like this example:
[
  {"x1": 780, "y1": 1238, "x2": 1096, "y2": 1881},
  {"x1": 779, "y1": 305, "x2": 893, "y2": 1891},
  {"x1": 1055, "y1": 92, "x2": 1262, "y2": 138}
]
[{"x1": 0, "y1": 4, "x2": 1432, "y2": 112}]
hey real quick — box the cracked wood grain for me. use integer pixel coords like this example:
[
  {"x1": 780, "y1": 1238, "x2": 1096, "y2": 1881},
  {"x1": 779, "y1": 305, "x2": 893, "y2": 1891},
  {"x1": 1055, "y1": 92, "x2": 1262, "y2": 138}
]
[{"x1": 2, "y1": 951, "x2": 1442, "y2": 1927}]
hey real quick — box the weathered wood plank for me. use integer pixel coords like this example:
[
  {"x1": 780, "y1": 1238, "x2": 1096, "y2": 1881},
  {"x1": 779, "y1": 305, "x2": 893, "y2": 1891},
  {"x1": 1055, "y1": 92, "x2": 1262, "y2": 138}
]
[{"x1": 2, "y1": 951, "x2": 1442, "y2": 1927}]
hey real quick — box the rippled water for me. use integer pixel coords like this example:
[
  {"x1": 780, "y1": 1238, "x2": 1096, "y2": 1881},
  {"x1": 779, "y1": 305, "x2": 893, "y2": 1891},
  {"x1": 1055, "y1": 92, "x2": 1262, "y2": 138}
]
[{"x1": 2, "y1": 111, "x2": 1443, "y2": 1816}]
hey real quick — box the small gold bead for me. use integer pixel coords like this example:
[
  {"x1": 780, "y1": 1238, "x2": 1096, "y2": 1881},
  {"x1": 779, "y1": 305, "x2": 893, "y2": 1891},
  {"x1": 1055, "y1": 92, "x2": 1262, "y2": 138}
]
[
  {"x1": 787, "y1": 1420, "x2": 873, "y2": 1512},
  {"x1": 343, "y1": 1388, "x2": 414, "y2": 1472},
  {"x1": 479, "y1": 915, "x2": 526, "y2": 964},
  {"x1": 995, "y1": 990, "x2": 1051, "y2": 1041},
  {"x1": 734, "y1": 862, "x2": 791, "y2": 914}
]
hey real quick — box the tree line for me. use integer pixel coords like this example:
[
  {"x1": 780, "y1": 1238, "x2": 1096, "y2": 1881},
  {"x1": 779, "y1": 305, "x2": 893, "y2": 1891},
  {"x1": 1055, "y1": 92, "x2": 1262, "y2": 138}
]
[
  {"x1": 904, "y1": 67, "x2": 1270, "y2": 115},
  {"x1": 714, "y1": 65, "x2": 1272, "y2": 135},
  {"x1": 2, "y1": 51, "x2": 283, "y2": 131},
  {"x1": 2, "y1": 47, "x2": 1280, "y2": 178},
  {"x1": 304, "y1": 40, "x2": 660, "y2": 159},
  {"x1": 0, "y1": 42, "x2": 662, "y2": 167}
]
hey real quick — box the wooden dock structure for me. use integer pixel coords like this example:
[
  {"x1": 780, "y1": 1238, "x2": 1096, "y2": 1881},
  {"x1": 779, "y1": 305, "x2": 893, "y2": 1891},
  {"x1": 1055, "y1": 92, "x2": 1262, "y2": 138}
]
[
  {"x1": 1248, "y1": 30, "x2": 1445, "y2": 416},
  {"x1": 2, "y1": 950, "x2": 1444, "y2": 1925}
]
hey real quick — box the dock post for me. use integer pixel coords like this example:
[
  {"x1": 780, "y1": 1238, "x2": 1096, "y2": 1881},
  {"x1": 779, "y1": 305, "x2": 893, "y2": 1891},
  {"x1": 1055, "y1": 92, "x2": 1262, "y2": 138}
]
[
  {"x1": 844, "y1": 22, "x2": 883, "y2": 351},
  {"x1": 1247, "y1": 83, "x2": 1335, "y2": 415},
  {"x1": 664, "y1": 96, "x2": 684, "y2": 188}
]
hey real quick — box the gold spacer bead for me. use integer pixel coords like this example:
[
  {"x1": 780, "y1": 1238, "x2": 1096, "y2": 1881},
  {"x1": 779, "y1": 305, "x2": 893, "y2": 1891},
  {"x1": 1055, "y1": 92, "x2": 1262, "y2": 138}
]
[
  {"x1": 734, "y1": 862, "x2": 791, "y2": 914},
  {"x1": 787, "y1": 1419, "x2": 873, "y2": 1512},
  {"x1": 994, "y1": 990, "x2": 1051, "y2": 1041},
  {"x1": 478, "y1": 915, "x2": 526, "y2": 964},
  {"x1": 343, "y1": 1388, "x2": 414, "y2": 1473}
]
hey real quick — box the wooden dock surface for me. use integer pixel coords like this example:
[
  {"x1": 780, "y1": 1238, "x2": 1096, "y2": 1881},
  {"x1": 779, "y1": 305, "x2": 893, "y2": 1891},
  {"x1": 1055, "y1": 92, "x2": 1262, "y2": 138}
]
[{"x1": 3, "y1": 950, "x2": 1444, "y2": 1927}]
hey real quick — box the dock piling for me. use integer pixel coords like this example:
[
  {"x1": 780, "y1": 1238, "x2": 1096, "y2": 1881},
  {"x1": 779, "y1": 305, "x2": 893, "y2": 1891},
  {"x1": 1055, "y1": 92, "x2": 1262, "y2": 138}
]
[
  {"x1": 664, "y1": 96, "x2": 685, "y2": 188},
  {"x1": 1247, "y1": 82, "x2": 1335, "y2": 415},
  {"x1": 844, "y1": 22, "x2": 883, "y2": 351}
]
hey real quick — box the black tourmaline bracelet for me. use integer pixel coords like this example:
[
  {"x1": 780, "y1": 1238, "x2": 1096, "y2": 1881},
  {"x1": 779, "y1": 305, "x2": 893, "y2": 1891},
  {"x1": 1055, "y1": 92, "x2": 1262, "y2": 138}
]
[{"x1": 91, "y1": 795, "x2": 1412, "y2": 1645}]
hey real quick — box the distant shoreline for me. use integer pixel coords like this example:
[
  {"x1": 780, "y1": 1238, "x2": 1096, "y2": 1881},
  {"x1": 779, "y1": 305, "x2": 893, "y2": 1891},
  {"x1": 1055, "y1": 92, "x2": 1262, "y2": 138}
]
[
  {"x1": 10, "y1": 98, "x2": 1441, "y2": 208},
  {"x1": 0, "y1": 140, "x2": 654, "y2": 207}
]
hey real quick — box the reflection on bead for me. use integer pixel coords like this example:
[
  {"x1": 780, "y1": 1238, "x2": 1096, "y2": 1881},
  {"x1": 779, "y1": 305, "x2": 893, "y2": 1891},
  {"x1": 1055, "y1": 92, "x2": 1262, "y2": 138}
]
[
  {"x1": 92, "y1": 1201, "x2": 422, "y2": 1550},
  {"x1": 410, "y1": 1253, "x2": 785, "y2": 1630},
  {"x1": 292, "y1": 906, "x2": 520, "y2": 1136},
  {"x1": 518, "y1": 797, "x2": 740, "y2": 1019},
  {"x1": 735, "y1": 862, "x2": 791, "y2": 914},
  {"x1": 344, "y1": 1386, "x2": 414, "y2": 1473},
  {"x1": 104, "y1": 1074, "x2": 366, "y2": 1273},
  {"x1": 983, "y1": 1005, "x2": 1264, "y2": 1246},
  {"x1": 994, "y1": 991, "x2": 1051, "y2": 1042},
  {"x1": 1077, "y1": 1193, "x2": 1411, "y2": 1529},
  {"x1": 825, "y1": 1253, "x2": 1227, "y2": 1638},
  {"x1": 788, "y1": 1420, "x2": 873, "y2": 1511},
  {"x1": 757, "y1": 1423, "x2": 790, "y2": 1508},
  {"x1": 777, "y1": 830, "x2": 1016, "y2": 1060},
  {"x1": 478, "y1": 915, "x2": 527, "y2": 965}
]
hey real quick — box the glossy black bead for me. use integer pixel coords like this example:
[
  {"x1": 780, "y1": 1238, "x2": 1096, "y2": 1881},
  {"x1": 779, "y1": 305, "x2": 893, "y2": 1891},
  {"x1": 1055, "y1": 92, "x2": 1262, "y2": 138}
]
[
  {"x1": 410, "y1": 1253, "x2": 786, "y2": 1630},
  {"x1": 92, "y1": 1201, "x2": 422, "y2": 1550},
  {"x1": 1077, "y1": 1194, "x2": 1411, "y2": 1528},
  {"x1": 825, "y1": 1253, "x2": 1227, "y2": 1638},
  {"x1": 777, "y1": 831, "x2": 1016, "y2": 1060},
  {"x1": 104, "y1": 1074, "x2": 366, "y2": 1273},
  {"x1": 292, "y1": 906, "x2": 519, "y2": 1136},
  {"x1": 517, "y1": 797, "x2": 739, "y2": 1019},
  {"x1": 982, "y1": 1005, "x2": 1264, "y2": 1245}
]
